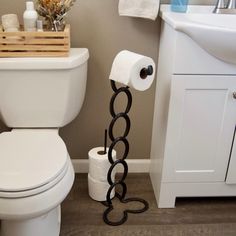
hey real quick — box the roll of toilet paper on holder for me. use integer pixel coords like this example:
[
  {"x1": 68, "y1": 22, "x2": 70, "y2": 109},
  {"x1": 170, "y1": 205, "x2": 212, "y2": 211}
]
[{"x1": 109, "y1": 50, "x2": 156, "y2": 91}]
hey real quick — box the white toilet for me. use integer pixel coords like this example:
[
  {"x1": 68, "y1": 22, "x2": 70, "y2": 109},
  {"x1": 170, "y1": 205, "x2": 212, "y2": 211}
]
[{"x1": 0, "y1": 48, "x2": 89, "y2": 236}]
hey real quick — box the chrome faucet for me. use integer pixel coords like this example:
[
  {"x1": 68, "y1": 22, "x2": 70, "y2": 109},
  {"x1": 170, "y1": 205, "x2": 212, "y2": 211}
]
[
  {"x1": 227, "y1": 0, "x2": 236, "y2": 9},
  {"x1": 213, "y1": 0, "x2": 225, "y2": 13},
  {"x1": 214, "y1": 0, "x2": 236, "y2": 13}
]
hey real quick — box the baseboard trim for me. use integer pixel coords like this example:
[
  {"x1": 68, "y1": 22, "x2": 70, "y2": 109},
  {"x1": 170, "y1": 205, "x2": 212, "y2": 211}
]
[{"x1": 72, "y1": 159, "x2": 150, "y2": 173}]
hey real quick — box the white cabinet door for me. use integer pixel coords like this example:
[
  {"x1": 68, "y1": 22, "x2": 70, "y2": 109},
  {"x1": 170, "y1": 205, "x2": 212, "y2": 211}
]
[{"x1": 162, "y1": 75, "x2": 236, "y2": 182}]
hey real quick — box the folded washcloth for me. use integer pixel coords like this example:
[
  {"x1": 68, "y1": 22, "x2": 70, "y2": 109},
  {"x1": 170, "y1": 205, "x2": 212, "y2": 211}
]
[{"x1": 119, "y1": 0, "x2": 159, "y2": 21}]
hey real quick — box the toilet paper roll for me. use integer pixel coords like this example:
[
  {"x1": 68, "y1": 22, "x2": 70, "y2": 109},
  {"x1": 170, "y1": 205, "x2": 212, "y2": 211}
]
[
  {"x1": 89, "y1": 147, "x2": 116, "y2": 182},
  {"x1": 88, "y1": 174, "x2": 115, "y2": 202},
  {"x1": 109, "y1": 50, "x2": 156, "y2": 91},
  {"x1": 1, "y1": 14, "x2": 20, "y2": 32}
]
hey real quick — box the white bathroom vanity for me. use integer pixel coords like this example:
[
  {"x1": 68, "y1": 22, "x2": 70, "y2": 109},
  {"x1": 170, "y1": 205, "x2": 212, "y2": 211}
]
[{"x1": 150, "y1": 5, "x2": 236, "y2": 208}]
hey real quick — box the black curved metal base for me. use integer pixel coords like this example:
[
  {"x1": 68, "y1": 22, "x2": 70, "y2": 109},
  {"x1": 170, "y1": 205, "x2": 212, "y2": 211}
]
[
  {"x1": 102, "y1": 80, "x2": 149, "y2": 226},
  {"x1": 103, "y1": 193, "x2": 149, "y2": 226}
]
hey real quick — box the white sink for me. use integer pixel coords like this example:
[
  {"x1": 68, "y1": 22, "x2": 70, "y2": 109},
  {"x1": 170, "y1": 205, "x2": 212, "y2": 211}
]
[{"x1": 160, "y1": 5, "x2": 236, "y2": 64}]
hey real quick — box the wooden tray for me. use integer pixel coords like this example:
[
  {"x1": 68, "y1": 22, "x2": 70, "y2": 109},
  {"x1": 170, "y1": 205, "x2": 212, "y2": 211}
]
[{"x1": 0, "y1": 24, "x2": 70, "y2": 57}]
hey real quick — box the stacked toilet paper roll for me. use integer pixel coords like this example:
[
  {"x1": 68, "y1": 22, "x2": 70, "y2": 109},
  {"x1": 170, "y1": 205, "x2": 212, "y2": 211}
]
[{"x1": 88, "y1": 147, "x2": 116, "y2": 201}]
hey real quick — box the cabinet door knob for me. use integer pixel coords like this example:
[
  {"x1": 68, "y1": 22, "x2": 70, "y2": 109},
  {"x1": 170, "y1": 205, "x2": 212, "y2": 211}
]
[{"x1": 233, "y1": 92, "x2": 236, "y2": 99}]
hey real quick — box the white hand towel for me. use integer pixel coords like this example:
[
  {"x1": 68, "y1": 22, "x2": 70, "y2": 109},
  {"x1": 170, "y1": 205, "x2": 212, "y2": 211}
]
[{"x1": 119, "y1": 0, "x2": 160, "y2": 21}]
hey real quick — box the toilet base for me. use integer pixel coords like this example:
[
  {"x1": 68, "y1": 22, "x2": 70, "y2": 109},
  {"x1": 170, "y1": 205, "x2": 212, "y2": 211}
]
[{"x1": 1, "y1": 206, "x2": 61, "y2": 236}]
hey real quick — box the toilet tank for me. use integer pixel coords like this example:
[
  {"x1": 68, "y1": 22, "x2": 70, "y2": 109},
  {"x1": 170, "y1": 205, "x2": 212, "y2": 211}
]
[{"x1": 0, "y1": 48, "x2": 89, "y2": 128}]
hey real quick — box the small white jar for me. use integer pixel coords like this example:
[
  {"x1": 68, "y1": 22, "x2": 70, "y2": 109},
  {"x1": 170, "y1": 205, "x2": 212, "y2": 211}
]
[
  {"x1": 23, "y1": 1, "x2": 38, "y2": 32},
  {"x1": 1, "y1": 14, "x2": 20, "y2": 32}
]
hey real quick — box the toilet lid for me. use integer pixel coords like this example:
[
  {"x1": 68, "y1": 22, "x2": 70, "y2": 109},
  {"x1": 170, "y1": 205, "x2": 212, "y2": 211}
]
[{"x1": 0, "y1": 130, "x2": 68, "y2": 192}]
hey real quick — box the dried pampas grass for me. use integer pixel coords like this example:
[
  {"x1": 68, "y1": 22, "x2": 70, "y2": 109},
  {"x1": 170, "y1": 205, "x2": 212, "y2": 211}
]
[{"x1": 36, "y1": 0, "x2": 76, "y2": 31}]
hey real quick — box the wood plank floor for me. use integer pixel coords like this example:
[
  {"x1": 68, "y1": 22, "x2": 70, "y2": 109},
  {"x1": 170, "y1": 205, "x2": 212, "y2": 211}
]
[{"x1": 61, "y1": 174, "x2": 236, "y2": 236}]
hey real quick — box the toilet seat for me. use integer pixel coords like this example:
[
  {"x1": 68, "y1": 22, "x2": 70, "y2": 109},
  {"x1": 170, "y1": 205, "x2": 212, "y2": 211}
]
[
  {"x1": 0, "y1": 130, "x2": 68, "y2": 198},
  {"x1": 0, "y1": 160, "x2": 69, "y2": 198}
]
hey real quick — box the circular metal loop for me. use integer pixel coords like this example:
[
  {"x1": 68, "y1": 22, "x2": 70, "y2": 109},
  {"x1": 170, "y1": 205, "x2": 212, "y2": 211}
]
[
  {"x1": 107, "y1": 159, "x2": 128, "y2": 185},
  {"x1": 111, "y1": 80, "x2": 129, "y2": 92},
  {"x1": 109, "y1": 112, "x2": 131, "y2": 142},
  {"x1": 111, "y1": 80, "x2": 118, "y2": 92},
  {"x1": 103, "y1": 205, "x2": 128, "y2": 226},
  {"x1": 108, "y1": 137, "x2": 129, "y2": 164},
  {"x1": 106, "y1": 182, "x2": 127, "y2": 205},
  {"x1": 110, "y1": 87, "x2": 132, "y2": 118},
  {"x1": 122, "y1": 198, "x2": 149, "y2": 214}
]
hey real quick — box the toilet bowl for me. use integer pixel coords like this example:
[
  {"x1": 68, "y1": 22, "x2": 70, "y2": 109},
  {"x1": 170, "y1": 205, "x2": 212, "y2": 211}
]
[{"x1": 0, "y1": 48, "x2": 89, "y2": 236}]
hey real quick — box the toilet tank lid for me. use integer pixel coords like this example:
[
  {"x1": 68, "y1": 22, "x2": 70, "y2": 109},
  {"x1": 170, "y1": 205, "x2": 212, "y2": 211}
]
[{"x1": 0, "y1": 48, "x2": 89, "y2": 70}]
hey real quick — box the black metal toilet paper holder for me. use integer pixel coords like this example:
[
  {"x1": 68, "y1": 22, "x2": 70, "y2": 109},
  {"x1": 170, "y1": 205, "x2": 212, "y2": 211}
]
[{"x1": 102, "y1": 65, "x2": 153, "y2": 226}]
